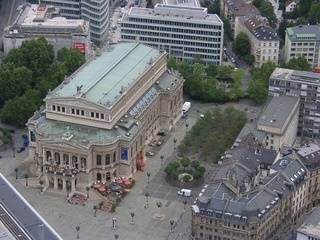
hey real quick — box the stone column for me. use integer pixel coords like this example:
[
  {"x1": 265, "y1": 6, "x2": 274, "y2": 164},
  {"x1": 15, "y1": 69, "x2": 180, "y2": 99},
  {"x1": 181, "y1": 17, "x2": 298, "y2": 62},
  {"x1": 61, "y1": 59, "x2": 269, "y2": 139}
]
[
  {"x1": 71, "y1": 178, "x2": 76, "y2": 192},
  {"x1": 62, "y1": 179, "x2": 66, "y2": 192},
  {"x1": 53, "y1": 177, "x2": 58, "y2": 190},
  {"x1": 69, "y1": 153, "x2": 72, "y2": 168}
]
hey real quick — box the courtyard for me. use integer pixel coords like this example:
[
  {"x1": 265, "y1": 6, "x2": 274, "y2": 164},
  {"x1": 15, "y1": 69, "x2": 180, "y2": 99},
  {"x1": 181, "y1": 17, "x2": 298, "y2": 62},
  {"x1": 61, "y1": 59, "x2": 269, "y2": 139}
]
[{"x1": 0, "y1": 99, "x2": 262, "y2": 240}]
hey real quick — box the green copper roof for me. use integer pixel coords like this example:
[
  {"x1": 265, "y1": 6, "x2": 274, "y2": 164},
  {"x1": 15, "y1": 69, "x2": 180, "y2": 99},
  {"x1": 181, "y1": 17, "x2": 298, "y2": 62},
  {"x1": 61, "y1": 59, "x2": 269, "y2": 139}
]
[{"x1": 50, "y1": 42, "x2": 162, "y2": 107}]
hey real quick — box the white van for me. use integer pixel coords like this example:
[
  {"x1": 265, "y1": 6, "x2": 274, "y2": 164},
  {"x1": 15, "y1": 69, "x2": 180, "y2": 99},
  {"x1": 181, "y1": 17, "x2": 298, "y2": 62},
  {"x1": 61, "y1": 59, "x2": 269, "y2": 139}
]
[
  {"x1": 182, "y1": 102, "x2": 191, "y2": 113},
  {"x1": 177, "y1": 189, "x2": 192, "y2": 197}
]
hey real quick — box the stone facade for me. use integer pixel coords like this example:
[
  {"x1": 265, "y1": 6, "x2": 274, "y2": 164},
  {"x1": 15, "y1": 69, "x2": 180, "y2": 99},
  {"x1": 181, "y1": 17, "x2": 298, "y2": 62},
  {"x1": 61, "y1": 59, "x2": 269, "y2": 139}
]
[{"x1": 27, "y1": 42, "x2": 184, "y2": 194}]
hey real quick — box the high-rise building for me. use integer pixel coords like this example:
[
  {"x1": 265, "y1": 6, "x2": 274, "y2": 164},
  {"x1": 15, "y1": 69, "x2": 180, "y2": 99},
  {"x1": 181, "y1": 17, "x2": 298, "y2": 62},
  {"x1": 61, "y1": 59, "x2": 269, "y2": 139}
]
[
  {"x1": 3, "y1": 4, "x2": 91, "y2": 57},
  {"x1": 284, "y1": 25, "x2": 320, "y2": 68},
  {"x1": 120, "y1": 1, "x2": 224, "y2": 65},
  {"x1": 40, "y1": 0, "x2": 110, "y2": 45},
  {"x1": 269, "y1": 68, "x2": 320, "y2": 138}
]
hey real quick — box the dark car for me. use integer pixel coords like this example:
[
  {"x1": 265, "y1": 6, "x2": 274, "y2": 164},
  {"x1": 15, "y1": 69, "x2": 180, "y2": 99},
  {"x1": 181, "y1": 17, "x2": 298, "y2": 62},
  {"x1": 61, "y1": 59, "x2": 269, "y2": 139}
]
[{"x1": 17, "y1": 147, "x2": 25, "y2": 153}]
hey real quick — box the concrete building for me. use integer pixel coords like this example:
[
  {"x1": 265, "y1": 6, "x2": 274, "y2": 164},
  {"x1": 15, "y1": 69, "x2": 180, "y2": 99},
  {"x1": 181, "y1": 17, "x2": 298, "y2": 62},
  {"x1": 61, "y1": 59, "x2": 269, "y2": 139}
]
[
  {"x1": 3, "y1": 4, "x2": 91, "y2": 57},
  {"x1": 257, "y1": 95, "x2": 299, "y2": 151},
  {"x1": 297, "y1": 143, "x2": 320, "y2": 209},
  {"x1": 237, "y1": 15, "x2": 280, "y2": 67},
  {"x1": 284, "y1": 25, "x2": 320, "y2": 68},
  {"x1": 296, "y1": 207, "x2": 320, "y2": 240},
  {"x1": 269, "y1": 68, "x2": 320, "y2": 138},
  {"x1": 27, "y1": 42, "x2": 184, "y2": 194},
  {"x1": 40, "y1": 0, "x2": 110, "y2": 45},
  {"x1": 120, "y1": 2, "x2": 224, "y2": 65},
  {"x1": 220, "y1": 0, "x2": 259, "y2": 39}
]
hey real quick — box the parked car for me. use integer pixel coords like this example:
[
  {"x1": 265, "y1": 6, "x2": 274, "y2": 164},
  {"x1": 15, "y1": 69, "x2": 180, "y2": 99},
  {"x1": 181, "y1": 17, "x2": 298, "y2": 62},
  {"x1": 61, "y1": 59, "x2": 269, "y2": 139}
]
[
  {"x1": 156, "y1": 141, "x2": 162, "y2": 146},
  {"x1": 148, "y1": 142, "x2": 155, "y2": 147},
  {"x1": 177, "y1": 189, "x2": 192, "y2": 197},
  {"x1": 17, "y1": 147, "x2": 25, "y2": 153},
  {"x1": 145, "y1": 151, "x2": 155, "y2": 157},
  {"x1": 157, "y1": 130, "x2": 166, "y2": 136}
]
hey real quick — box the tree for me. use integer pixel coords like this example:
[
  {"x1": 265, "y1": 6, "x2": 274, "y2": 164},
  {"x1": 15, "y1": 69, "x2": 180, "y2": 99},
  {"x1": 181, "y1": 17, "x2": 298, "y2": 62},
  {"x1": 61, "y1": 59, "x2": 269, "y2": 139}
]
[
  {"x1": 221, "y1": 15, "x2": 233, "y2": 41},
  {"x1": 164, "y1": 161, "x2": 180, "y2": 177},
  {"x1": 206, "y1": 64, "x2": 218, "y2": 78},
  {"x1": 253, "y1": 0, "x2": 277, "y2": 27},
  {"x1": 232, "y1": 32, "x2": 251, "y2": 58},
  {"x1": 308, "y1": 3, "x2": 320, "y2": 24},
  {"x1": 57, "y1": 48, "x2": 85, "y2": 75},
  {"x1": 248, "y1": 79, "x2": 268, "y2": 104},
  {"x1": 167, "y1": 56, "x2": 177, "y2": 70},
  {"x1": 285, "y1": 56, "x2": 311, "y2": 71},
  {"x1": 0, "y1": 89, "x2": 42, "y2": 127},
  {"x1": 298, "y1": 0, "x2": 312, "y2": 16},
  {"x1": 0, "y1": 64, "x2": 32, "y2": 105},
  {"x1": 4, "y1": 38, "x2": 54, "y2": 80},
  {"x1": 180, "y1": 158, "x2": 191, "y2": 171},
  {"x1": 216, "y1": 65, "x2": 233, "y2": 82}
]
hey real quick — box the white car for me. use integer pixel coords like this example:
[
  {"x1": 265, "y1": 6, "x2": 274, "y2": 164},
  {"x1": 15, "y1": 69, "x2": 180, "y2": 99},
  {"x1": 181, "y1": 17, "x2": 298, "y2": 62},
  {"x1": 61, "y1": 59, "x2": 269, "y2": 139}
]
[{"x1": 177, "y1": 189, "x2": 192, "y2": 197}]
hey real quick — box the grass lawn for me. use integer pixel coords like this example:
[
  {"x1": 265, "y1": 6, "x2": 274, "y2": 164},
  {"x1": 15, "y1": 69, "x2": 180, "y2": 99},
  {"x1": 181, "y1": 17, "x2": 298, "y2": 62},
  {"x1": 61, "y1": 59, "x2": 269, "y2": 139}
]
[{"x1": 179, "y1": 107, "x2": 247, "y2": 163}]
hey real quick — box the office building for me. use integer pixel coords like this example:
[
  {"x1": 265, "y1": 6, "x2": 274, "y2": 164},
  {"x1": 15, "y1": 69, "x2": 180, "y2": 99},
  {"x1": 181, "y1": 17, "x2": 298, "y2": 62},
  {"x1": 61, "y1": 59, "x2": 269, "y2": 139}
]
[
  {"x1": 3, "y1": 4, "x2": 91, "y2": 57},
  {"x1": 236, "y1": 15, "x2": 279, "y2": 67},
  {"x1": 269, "y1": 68, "x2": 320, "y2": 138},
  {"x1": 40, "y1": 0, "x2": 110, "y2": 44},
  {"x1": 284, "y1": 25, "x2": 320, "y2": 68},
  {"x1": 120, "y1": 2, "x2": 224, "y2": 65},
  {"x1": 257, "y1": 95, "x2": 299, "y2": 150},
  {"x1": 27, "y1": 42, "x2": 184, "y2": 194}
]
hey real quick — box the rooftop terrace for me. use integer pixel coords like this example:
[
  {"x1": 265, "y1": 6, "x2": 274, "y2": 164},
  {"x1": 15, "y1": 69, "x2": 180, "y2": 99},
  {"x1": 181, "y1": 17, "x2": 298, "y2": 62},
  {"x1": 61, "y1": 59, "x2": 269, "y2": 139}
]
[
  {"x1": 287, "y1": 25, "x2": 320, "y2": 41},
  {"x1": 48, "y1": 42, "x2": 163, "y2": 108},
  {"x1": 163, "y1": 0, "x2": 200, "y2": 8}
]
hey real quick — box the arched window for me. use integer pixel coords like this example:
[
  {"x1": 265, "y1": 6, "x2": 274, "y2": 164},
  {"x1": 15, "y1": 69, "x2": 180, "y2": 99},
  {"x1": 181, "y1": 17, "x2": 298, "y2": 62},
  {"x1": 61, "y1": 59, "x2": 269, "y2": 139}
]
[
  {"x1": 81, "y1": 157, "x2": 86, "y2": 168},
  {"x1": 96, "y1": 173, "x2": 102, "y2": 181},
  {"x1": 105, "y1": 154, "x2": 110, "y2": 165},
  {"x1": 96, "y1": 154, "x2": 102, "y2": 166},
  {"x1": 54, "y1": 152, "x2": 60, "y2": 165},
  {"x1": 63, "y1": 154, "x2": 69, "y2": 165},
  {"x1": 46, "y1": 151, "x2": 51, "y2": 161},
  {"x1": 57, "y1": 179, "x2": 63, "y2": 190}
]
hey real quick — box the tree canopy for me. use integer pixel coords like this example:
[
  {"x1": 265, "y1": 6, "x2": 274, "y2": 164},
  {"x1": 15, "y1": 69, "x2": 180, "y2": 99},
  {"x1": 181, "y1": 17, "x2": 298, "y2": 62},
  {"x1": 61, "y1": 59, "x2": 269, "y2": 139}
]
[
  {"x1": 253, "y1": 0, "x2": 277, "y2": 27},
  {"x1": 232, "y1": 32, "x2": 255, "y2": 65},
  {"x1": 167, "y1": 57, "x2": 244, "y2": 103},
  {"x1": 248, "y1": 61, "x2": 276, "y2": 104},
  {"x1": 285, "y1": 56, "x2": 311, "y2": 71},
  {"x1": 179, "y1": 107, "x2": 247, "y2": 162},
  {"x1": 0, "y1": 38, "x2": 86, "y2": 127}
]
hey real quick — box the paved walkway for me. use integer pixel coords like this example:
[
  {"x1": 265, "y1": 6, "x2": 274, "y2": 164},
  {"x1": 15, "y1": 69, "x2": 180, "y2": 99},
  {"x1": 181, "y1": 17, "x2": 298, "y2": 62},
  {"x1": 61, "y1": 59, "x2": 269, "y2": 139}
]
[{"x1": 0, "y1": 99, "x2": 261, "y2": 240}]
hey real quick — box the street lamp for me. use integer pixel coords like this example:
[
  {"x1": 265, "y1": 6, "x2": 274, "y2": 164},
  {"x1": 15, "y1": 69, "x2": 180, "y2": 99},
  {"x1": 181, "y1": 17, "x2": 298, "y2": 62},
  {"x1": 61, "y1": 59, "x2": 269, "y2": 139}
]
[
  {"x1": 160, "y1": 155, "x2": 164, "y2": 166},
  {"x1": 144, "y1": 192, "x2": 150, "y2": 208},
  {"x1": 173, "y1": 138, "x2": 177, "y2": 150},
  {"x1": 146, "y1": 172, "x2": 151, "y2": 184},
  {"x1": 76, "y1": 226, "x2": 80, "y2": 239},
  {"x1": 130, "y1": 211, "x2": 135, "y2": 225},
  {"x1": 169, "y1": 219, "x2": 175, "y2": 233},
  {"x1": 93, "y1": 205, "x2": 97, "y2": 217}
]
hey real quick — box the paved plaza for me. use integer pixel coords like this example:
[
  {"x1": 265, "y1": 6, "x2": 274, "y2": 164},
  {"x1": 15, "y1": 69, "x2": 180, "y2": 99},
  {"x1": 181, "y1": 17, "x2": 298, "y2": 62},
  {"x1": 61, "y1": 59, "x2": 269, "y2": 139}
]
[{"x1": 0, "y1": 100, "x2": 261, "y2": 240}]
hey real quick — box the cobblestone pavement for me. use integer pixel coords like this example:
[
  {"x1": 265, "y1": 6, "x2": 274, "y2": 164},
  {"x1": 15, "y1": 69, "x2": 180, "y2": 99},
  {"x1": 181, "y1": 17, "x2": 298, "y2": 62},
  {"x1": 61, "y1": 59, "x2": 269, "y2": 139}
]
[{"x1": 0, "y1": 99, "x2": 262, "y2": 240}]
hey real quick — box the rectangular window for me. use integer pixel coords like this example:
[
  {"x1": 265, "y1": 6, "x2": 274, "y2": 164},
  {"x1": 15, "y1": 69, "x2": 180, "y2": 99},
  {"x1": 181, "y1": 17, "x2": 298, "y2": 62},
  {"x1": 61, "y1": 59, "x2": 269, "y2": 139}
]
[
  {"x1": 113, "y1": 151, "x2": 116, "y2": 162},
  {"x1": 62, "y1": 107, "x2": 65, "y2": 112},
  {"x1": 72, "y1": 108, "x2": 75, "y2": 114},
  {"x1": 52, "y1": 105, "x2": 56, "y2": 111},
  {"x1": 81, "y1": 110, "x2": 84, "y2": 116},
  {"x1": 76, "y1": 109, "x2": 80, "y2": 115},
  {"x1": 91, "y1": 112, "x2": 94, "y2": 117},
  {"x1": 96, "y1": 113, "x2": 99, "y2": 118},
  {"x1": 105, "y1": 154, "x2": 110, "y2": 165},
  {"x1": 101, "y1": 113, "x2": 104, "y2": 119},
  {"x1": 57, "y1": 106, "x2": 60, "y2": 112}
]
